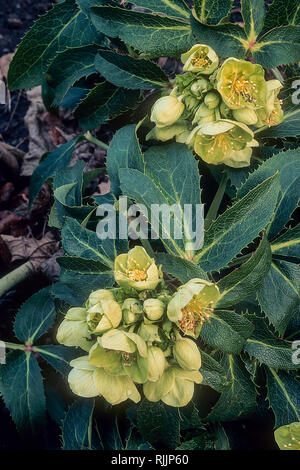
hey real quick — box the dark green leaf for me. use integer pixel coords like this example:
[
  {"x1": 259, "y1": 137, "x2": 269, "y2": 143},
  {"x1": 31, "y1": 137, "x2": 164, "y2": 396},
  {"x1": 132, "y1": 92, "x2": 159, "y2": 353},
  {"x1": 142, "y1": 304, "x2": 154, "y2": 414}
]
[
  {"x1": 14, "y1": 287, "x2": 55, "y2": 344},
  {"x1": 196, "y1": 174, "x2": 280, "y2": 271},
  {"x1": 131, "y1": 0, "x2": 190, "y2": 19},
  {"x1": 266, "y1": 368, "x2": 300, "y2": 427},
  {"x1": 257, "y1": 260, "x2": 300, "y2": 334},
  {"x1": 264, "y1": 0, "x2": 300, "y2": 29},
  {"x1": 0, "y1": 351, "x2": 46, "y2": 434},
  {"x1": 62, "y1": 399, "x2": 95, "y2": 450},
  {"x1": 253, "y1": 26, "x2": 300, "y2": 68},
  {"x1": 217, "y1": 234, "x2": 272, "y2": 308},
  {"x1": 271, "y1": 224, "x2": 300, "y2": 262},
  {"x1": 34, "y1": 345, "x2": 79, "y2": 376},
  {"x1": 200, "y1": 350, "x2": 229, "y2": 392},
  {"x1": 194, "y1": 0, "x2": 233, "y2": 25},
  {"x1": 156, "y1": 252, "x2": 208, "y2": 282},
  {"x1": 90, "y1": 6, "x2": 195, "y2": 56},
  {"x1": 241, "y1": 0, "x2": 265, "y2": 39}
]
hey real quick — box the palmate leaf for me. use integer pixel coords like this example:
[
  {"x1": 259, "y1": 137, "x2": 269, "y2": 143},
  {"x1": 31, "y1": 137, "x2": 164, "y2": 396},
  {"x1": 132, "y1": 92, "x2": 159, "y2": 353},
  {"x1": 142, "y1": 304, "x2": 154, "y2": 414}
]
[
  {"x1": 237, "y1": 148, "x2": 300, "y2": 240},
  {"x1": 14, "y1": 287, "x2": 56, "y2": 345},
  {"x1": 264, "y1": 0, "x2": 300, "y2": 29},
  {"x1": 195, "y1": 174, "x2": 280, "y2": 272},
  {"x1": 107, "y1": 124, "x2": 144, "y2": 198},
  {"x1": 90, "y1": 6, "x2": 195, "y2": 56},
  {"x1": 217, "y1": 233, "x2": 272, "y2": 309},
  {"x1": 29, "y1": 135, "x2": 84, "y2": 207},
  {"x1": 191, "y1": 16, "x2": 247, "y2": 59},
  {"x1": 243, "y1": 315, "x2": 300, "y2": 370},
  {"x1": 62, "y1": 399, "x2": 95, "y2": 450},
  {"x1": 120, "y1": 143, "x2": 202, "y2": 259},
  {"x1": 8, "y1": 0, "x2": 102, "y2": 90},
  {"x1": 257, "y1": 260, "x2": 300, "y2": 334},
  {"x1": 200, "y1": 310, "x2": 254, "y2": 354},
  {"x1": 194, "y1": 0, "x2": 233, "y2": 25},
  {"x1": 131, "y1": 0, "x2": 190, "y2": 20},
  {"x1": 95, "y1": 50, "x2": 169, "y2": 90},
  {"x1": 271, "y1": 223, "x2": 300, "y2": 262},
  {"x1": 241, "y1": 0, "x2": 265, "y2": 39},
  {"x1": 266, "y1": 368, "x2": 300, "y2": 428},
  {"x1": 0, "y1": 351, "x2": 46, "y2": 435},
  {"x1": 74, "y1": 82, "x2": 140, "y2": 131},
  {"x1": 46, "y1": 45, "x2": 99, "y2": 105},
  {"x1": 205, "y1": 355, "x2": 257, "y2": 422}
]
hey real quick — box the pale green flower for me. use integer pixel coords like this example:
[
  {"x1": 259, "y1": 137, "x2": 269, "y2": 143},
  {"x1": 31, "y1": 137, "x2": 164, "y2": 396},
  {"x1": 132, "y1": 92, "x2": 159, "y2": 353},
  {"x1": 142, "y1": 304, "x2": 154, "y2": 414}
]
[
  {"x1": 274, "y1": 422, "x2": 300, "y2": 450},
  {"x1": 138, "y1": 323, "x2": 161, "y2": 343},
  {"x1": 122, "y1": 298, "x2": 143, "y2": 325},
  {"x1": 167, "y1": 278, "x2": 220, "y2": 338},
  {"x1": 151, "y1": 95, "x2": 184, "y2": 128},
  {"x1": 86, "y1": 292, "x2": 122, "y2": 333},
  {"x1": 217, "y1": 58, "x2": 267, "y2": 110},
  {"x1": 181, "y1": 44, "x2": 219, "y2": 74},
  {"x1": 146, "y1": 121, "x2": 190, "y2": 143},
  {"x1": 147, "y1": 346, "x2": 166, "y2": 382},
  {"x1": 204, "y1": 91, "x2": 220, "y2": 110},
  {"x1": 56, "y1": 307, "x2": 93, "y2": 352},
  {"x1": 232, "y1": 107, "x2": 258, "y2": 125},
  {"x1": 114, "y1": 246, "x2": 160, "y2": 291},
  {"x1": 143, "y1": 298, "x2": 165, "y2": 321},
  {"x1": 255, "y1": 79, "x2": 284, "y2": 128},
  {"x1": 68, "y1": 356, "x2": 98, "y2": 398},
  {"x1": 173, "y1": 337, "x2": 201, "y2": 370}
]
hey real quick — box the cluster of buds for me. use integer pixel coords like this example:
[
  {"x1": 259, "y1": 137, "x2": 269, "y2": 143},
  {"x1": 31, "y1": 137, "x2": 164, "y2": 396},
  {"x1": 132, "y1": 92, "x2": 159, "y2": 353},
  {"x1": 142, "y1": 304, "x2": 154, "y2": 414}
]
[
  {"x1": 57, "y1": 246, "x2": 220, "y2": 407},
  {"x1": 148, "y1": 44, "x2": 284, "y2": 168}
]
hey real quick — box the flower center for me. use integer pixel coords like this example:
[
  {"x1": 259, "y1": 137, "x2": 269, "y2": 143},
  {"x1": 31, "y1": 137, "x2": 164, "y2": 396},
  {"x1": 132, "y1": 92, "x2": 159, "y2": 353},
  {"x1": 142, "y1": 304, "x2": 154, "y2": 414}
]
[
  {"x1": 126, "y1": 268, "x2": 147, "y2": 281},
  {"x1": 179, "y1": 297, "x2": 213, "y2": 333},
  {"x1": 191, "y1": 52, "x2": 211, "y2": 69},
  {"x1": 227, "y1": 75, "x2": 257, "y2": 105},
  {"x1": 122, "y1": 352, "x2": 134, "y2": 366}
]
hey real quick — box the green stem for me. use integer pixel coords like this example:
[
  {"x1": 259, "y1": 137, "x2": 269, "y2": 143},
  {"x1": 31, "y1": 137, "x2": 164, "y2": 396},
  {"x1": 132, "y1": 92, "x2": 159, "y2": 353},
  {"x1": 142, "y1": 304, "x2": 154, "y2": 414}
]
[
  {"x1": 4, "y1": 342, "x2": 26, "y2": 351},
  {"x1": 0, "y1": 261, "x2": 33, "y2": 298},
  {"x1": 205, "y1": 174, "x2": 228, "y2": 230},
  {"x1": 85, "y1": 131, "x2": 109, "y2": 151},
  {"x1": 271, "y1": 67, "x2": 284, "y2": 84}
]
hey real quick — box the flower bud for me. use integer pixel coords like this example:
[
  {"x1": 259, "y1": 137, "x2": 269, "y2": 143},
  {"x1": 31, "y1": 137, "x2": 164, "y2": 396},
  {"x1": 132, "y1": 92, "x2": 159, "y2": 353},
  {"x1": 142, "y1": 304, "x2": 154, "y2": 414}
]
[
  {"x1": 56, "y1": 307, "x2": 92, "y2": 352},
  {"x1": 192, "y1": 103, "x2": 215, "y2": 125},
  {"x1": 204, "y1": 92, "x2": 220, "y2": 110},
  {"x1": 151, "y1": 96, "x2": 184, "y2": 128},
  {"x1": 184, "y1": 94, "x2": 198, "y2": 112},
  {"x1": 233, "y1": 107, "x2": 258, "y2": 125},
  {"x1": 87, "y1": 289, "x2": 114, "y2": 307},
  {"x1": 122, "y1": 298, "x2": 143, "y2": 325},
  {"x1": 86, "y1": 298, "x2": 122, "y2": 333},
  {"x1": 147, "y1": 346, "x2": 166, "y2": 382},
  {"x1": 173, "y1": 337, "x2": 201, "y2": 370},
  {"x1": 190, "y1": 78, "x2": 209, "y2": 96},
  {"x1": 146, "y1": 121, "x2": 189, "y2": 143},
  {"x1": 143, "y1": 298, "x2": 165, "y2": 321}
]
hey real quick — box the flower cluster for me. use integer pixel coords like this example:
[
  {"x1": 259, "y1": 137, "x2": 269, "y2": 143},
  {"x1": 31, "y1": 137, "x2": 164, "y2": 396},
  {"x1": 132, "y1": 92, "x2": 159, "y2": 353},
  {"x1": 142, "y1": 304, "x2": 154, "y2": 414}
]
[
  {"x1": 148, "y1": 44, "x2": 284, "y2": 168},
  {"x1": 57, "y1": 246, "x2": 220, "y2": 407}
]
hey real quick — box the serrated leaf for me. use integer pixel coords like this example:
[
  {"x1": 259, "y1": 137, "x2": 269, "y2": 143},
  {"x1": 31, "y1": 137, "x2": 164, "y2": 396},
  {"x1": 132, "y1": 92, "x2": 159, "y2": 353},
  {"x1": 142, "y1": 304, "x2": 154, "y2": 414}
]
[
  {"x1": 125, "y1": 426, "x2": 152, "y2": 450},
  {"x1": 191, "y1": 16, "x2": 247, "y2": 58},
  {"x1": 8, "y1": 1, "x2": 101, "y2": 90},
  {"x1": 176, "y1": 433, "x2": 215, "y2": 450},
  {"x1": 75, "y1": 81, "x2": 140, "y2": 130},
  {"x1": 205, "y1": 354, "x2": 257, "y2": 422},
  {"x1": 131, "y1": 0, "x2": 190, "y2": 19},
  {"x1": 34, "y1": 345, "x2": 79, "y2": 376},
  {"x1": 14, "y1": 287, "x2": 56, "y2": 345},
  {"x1": 271, "y1": 223, "x2": 300, "y2": 261},
  {"x1": 62, "y1": 399, "x2": 94, "y2": 450},
  {"x1": 217, "y1": 234, "x2": 272, "y2": 308},
  {"x1": 253, "y1": 25, "x2": 300, "y2": 68},
  {"x1": 243, "y1": 314, "x2": 299, "y2": 369},
  {"x1": 29, "y1": 135, "x2": 83, "y2": 207},
  {"x1": 257, "y1": 260, "x2": 300, "y2": 335},
  {"x1": 194, "y1": 0, "x2": 233, "y2": 25},
  {"x1": 46, "y1": 45, "x2": 98, "y2": 104},
  {"x1": 120, "y1": 143, "x2": 202, "y2": 259},
  {"x1": 196, "y1": 174, "x2": 280, "y2": 271},
  {"x1": 107, "y1": 124, "x2": 144, "y2": 197},
  {"x1": 264, "y1": 0, "x2": 300, "y2": 29},
  {"x1": 156, "y1": 252, "x2": 208, "y2": 283},
  {"x1": 95, "y1": 49, "x2": 168, "y2": 90},
  {"x1": 200, "y1": 350, "x2": 228, "y2": 392},
  {"x1": 51, "y1": 281, "x2": 84, "y2": 306},
  {"x1": 241, "y1": 0, "x2": 265, "y2": 39},
  {"x1": 136, "y1": 400, "x2": 180, "y2": 449},
  {"x1": 0, "y1": 351, "x2": 46, "y2": 435},
  {"x1": 266, "y1": 368, "x2": 300, "y2": 428},
  {"x1": 237, "y1": 149, "x2": 300, "y2": 240},
  {"x1": 90, "y1": 6, "x2": 195, "y2": 56},
  {"x1": 200, "y1": 310, "x2": 254, "y2": 354}
]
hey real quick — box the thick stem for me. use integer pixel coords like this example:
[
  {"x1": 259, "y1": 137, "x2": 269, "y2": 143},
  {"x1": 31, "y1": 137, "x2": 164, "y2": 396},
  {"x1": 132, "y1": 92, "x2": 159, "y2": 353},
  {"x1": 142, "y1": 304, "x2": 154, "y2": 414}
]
[
  {"x1": 85, "y1": 131, "x2": 109, "y2": 151},
  {"x1": 0, "y1": 261, "x2": 33, "y2": 298},
  {"x1": 4, "y1": 342, "x2": 26, "y2": 351},
  {"x1": 205, "y1": 174, "x2": 228, "y2": 230}
]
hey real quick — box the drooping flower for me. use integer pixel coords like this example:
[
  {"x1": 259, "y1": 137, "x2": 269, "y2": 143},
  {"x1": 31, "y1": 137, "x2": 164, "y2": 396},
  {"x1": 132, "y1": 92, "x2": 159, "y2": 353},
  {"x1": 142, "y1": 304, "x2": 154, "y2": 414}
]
[
  {"x1": 151, "y1": 95, "x2": 184, "y2": 128},
  {"x1": 167, "y1": 278, "x2": 220, "y2": 338},
  {"x1": 181, "y1": 44, "x2": 219, "y2": 75},
  {"x1": 217, "y1": 58, "x2": 267, "y2": 110},
  {"x1": 147, "y1": 346, "x2": 167, "y2": 382},
  {"x1": 143, "y1": 298, "x2": 165, "y2": 321},
  {"x1": 173, "y1": 337, "x2": 201, "y2": 370},
  {"x1": 187, "y1": 119, "x2": 258, "y2": 168},
  {"x1": 146, "y1": 121, "x2": 190, "y2": 143},
  {"x1": 122, "y1": 298, "x2": 143, "y2": 325},
  {"x1": 86, "y1": 289, "x2": 122, "y2": 333},
  {"x1": 56, "y1": 307, "x2": 93, "y2": 352},
  {"x1": 255, "y1": 79, "x2": 284, "y2": 128},
  {"x1": 114, "y1": 246, "x2": 161, "y2": 291}
]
